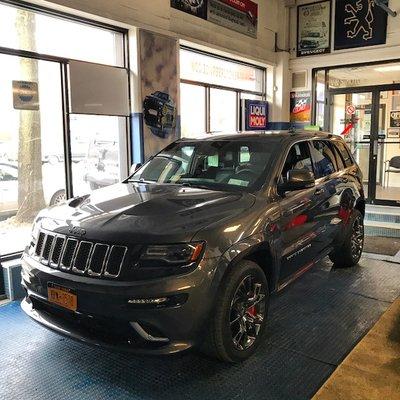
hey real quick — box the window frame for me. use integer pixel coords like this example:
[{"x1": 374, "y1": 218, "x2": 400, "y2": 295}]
[
  {"x1": 179, "y1": 47, "x2": 267, "y2": 136},
  {"x1": 0, "y1": 0, "x2": 130, "y2": 259}
]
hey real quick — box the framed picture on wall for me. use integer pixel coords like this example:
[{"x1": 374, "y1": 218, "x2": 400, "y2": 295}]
[
  {"x1": 334, "y1": 0, "x2": 388, "y2": 50},
  {"x1": 297, "y1": 0, "x2": 331, "y2": 57}
]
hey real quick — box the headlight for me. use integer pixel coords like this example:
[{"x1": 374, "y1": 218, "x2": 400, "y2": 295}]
[{"x1": 138, "y1": 242, "x2": 205, "y2": 268}]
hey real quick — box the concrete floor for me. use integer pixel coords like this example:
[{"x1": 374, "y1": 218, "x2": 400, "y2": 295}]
[{"x1": 314, "y1": 297, "x2": 400, "y2": 400}]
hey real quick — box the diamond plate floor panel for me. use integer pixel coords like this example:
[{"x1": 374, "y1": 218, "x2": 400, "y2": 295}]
[{"x1": 0, "y1": 257, "x2": 399, "y2": 400}]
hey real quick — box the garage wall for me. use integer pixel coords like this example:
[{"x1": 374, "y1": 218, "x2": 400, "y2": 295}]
[
  {"x1": 39, "y1": 0, "x2": 281, "y2": 66},
  {"x1": 288, "y1": 0, "x2": 400, "y2": 91}
]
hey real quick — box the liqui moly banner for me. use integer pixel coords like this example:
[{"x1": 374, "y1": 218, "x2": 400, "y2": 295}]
[{"x1": 242, "y1": 100, "x2": 268, "y2": 131}]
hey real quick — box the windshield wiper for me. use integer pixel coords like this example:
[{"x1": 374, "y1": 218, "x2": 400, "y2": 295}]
[
  {"x1": 127, "y1": 178, "x2": 153, "y2": 184},
  {"x1": 178, "y1": 182, "x2": 226, "y2": 192}
]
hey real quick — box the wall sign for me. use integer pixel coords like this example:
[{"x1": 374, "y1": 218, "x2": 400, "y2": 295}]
[
  {"x1": 180, "y1": 49, "x2": 264, "y2": 92},
  {"x1": 390, "y1": 110, "x2": 400, "y2": 128},
  {"x1": 12, "y1": 80, "x2": 39, "y2": 110},
  {"x1": 241, "y1": 100, "x2": 268, "y2": 131},
  {"x1": 297, "y1": 0, "x2": 331, "y2": 57},
  {"x1": 334, "y1": 0, "x2": 388, "y2": 50},
  {"x1": 290, "y1": 91, "x2": 312, "y2": 124},
  {"x1": 139, "y1": 31, "x2": 179, "y2": 159},
  {"x1": 171, "y1": 0, "x2": 258, "y2": 38}
]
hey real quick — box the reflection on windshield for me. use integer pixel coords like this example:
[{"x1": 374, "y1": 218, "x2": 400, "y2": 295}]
[{"x1": 130, "y1": 138, "x2": 279, "y2": 192}]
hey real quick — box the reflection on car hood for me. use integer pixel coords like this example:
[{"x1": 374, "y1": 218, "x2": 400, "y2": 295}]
[{"x1": 40, "y1": 182, "x2": 256, "y2": 244}]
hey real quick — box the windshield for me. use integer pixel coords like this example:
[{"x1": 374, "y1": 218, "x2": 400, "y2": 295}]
[{"x1": 129, "y1": 138, "x2": 280, "y2": 192}]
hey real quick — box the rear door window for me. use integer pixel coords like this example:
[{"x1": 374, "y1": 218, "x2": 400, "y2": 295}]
[
  {"x1": 331, "y1": 143, "x2": 345, "y2": 170},
  {"x1": 310, "y1": 140, "x2": 337, "y2": 178},
  {"x1": 335, "y1": 141, "x2": 354, "y2": 167}
]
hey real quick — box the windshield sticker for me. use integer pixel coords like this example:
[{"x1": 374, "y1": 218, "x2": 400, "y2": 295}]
[{"x1": 228, "y1": 179, "x2": 249, "y2": 187}]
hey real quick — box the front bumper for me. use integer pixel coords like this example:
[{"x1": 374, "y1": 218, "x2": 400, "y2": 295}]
[{"x1": 21, "y1": 253, "x2": 218, "y2": 355}]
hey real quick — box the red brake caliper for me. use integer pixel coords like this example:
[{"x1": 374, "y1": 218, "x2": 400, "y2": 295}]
[{"x1": 247, "y1": 305, "x2": 256, "y2": 317}]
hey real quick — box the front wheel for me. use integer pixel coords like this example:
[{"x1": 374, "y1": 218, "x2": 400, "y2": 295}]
[
  {"x1": 202, "y1": 260, "x2": 269, "y2": 363},
  {"x1": 330, "y1": 209, "x2": 364, "y2": 268},
  {"x1": 50, "y1": 190, "x2": 66, "y2": 206}
]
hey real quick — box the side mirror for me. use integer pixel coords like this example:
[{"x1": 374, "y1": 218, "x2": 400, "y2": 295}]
[
  {"x1": 129, "y1": 163, "x2": 142, "y2": 175},
  {"x1": 278, "y1": 169, "x2": 315, "y2": 194}
]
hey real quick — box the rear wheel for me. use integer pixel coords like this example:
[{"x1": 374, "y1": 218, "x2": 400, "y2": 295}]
[
  {"x1": 202, "y1": 260, "x2": 268, "y2": 362},
  {"x1": 330, "y1": 209, "x2": 364, "y2": 268}
]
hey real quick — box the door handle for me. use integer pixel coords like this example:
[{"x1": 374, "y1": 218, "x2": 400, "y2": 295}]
[{"x1": 314, "y1": 188, "x2": 324, "y2": 196}]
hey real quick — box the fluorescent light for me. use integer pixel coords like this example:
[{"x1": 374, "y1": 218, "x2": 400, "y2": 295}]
[{"x1": 374, "y1": 65, "x2": 400, "y2": 72}]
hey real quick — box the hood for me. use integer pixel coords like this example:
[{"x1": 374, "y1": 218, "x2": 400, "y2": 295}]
[{"x1": 39, "y1": 182, "x2": 256, "y2": 244}]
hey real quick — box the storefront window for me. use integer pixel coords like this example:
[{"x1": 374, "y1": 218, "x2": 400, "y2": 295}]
[
  {"x1": 70, "y1": 115, "x2": 127, "y2": 196},
  {"x1": 0, "y1": 54, "x2": 65, "y2": 255},
  {"x1": 180, "y1": 83, "x2": 206, "y2": 138},
  {"x1": 180, "y1": 48, "x2": 266, "y2": 137},
  {"x1": 0, "y1": 3, "x2": 124, "y2": 67},
  {"x1": 0, "y1": 3, "x2": 127, "y2": 256},
  {"x1": 210, "y1": 88, "x2": 237, "y2": 133}
]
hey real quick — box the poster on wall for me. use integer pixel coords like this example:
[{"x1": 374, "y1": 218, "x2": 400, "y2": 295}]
[
  {"x1": 297, "y1": 0, "x2": 331, "y2": 57},
  {"x1": 290, "y1": 91, "x2": 312, "y2": 124},
  {"x1": 170, "y1": 0, "x2": 207, "y2": 19},
  {"x1": 390, "y1": 111, "x2": 400, "y2": 128},
  {"x1": 334, "y1": 0, "x2": 388, "y2": 50},
  {"x1": 139, "y1": 31, "x2": 179, "y2": 159},
  {"x1": 241, "y1": 100, "x2": 268, "y2": 131},
  {"x1": 208, "y1": 0, "x2": 258, "y2": 38},
  {"x1": 171, "y1": 0, "x2": 258, "y2": 38}
]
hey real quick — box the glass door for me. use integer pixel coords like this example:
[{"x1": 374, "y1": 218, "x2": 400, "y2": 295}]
[
  {"x1": 330, "y1": 87, "x2": 400, "y2": 205},
  {"x1": 330, "y1": 92, "x2": 373, "y2": 199},
  {"x1": 376, "y1": 90, "x2": 400, "y2": 204}
]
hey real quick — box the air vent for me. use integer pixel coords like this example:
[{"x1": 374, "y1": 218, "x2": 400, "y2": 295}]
[{"x1": 292, "y1": 71, "x2": 307, "y2": 89}]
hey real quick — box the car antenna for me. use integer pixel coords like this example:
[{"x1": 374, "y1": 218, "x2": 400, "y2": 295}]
[{"x1": 288, "y1": 124, "x2": 296, "y2": 135}]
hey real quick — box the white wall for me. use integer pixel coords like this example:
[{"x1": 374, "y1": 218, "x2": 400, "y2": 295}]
[
  {"x1": 37, "y1": 0, "x2": 281, "y2": 66},
  {"x1": 289, "y1": 0, "x2": 400, "y2": 91}
]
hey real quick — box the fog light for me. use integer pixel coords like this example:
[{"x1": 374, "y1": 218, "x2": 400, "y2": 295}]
[{"x1": 128, "y1": 297, "x2": 168, "y2": 305}]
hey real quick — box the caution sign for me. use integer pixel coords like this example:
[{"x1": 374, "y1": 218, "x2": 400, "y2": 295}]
[
  {"x1": 346, "y1": 104, "x2": 356, "y2": 115},
  {"x1": 12, "y1": 80, "x2": 39, "y2": 111}
]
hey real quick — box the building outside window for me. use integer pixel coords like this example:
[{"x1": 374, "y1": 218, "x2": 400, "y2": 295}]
[
  {"x1": 180, "y1": 48, "x2": 266, "y2": 138},
  {"x1": 0, "y1": 2, "x2": 129, "y2": 256}
]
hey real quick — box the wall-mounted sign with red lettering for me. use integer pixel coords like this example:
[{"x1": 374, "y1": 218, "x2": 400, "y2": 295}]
[
  {"x1": 171, "y1": 0, "x2": 258, "y2": 38},
  {"x1": 242, "y1": 100, "x2": 268, "y2": 131}
]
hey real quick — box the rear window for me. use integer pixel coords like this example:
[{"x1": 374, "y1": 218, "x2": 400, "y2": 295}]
[{"x1": 335, "y1": 141, "x2": 354, "y2": 167}]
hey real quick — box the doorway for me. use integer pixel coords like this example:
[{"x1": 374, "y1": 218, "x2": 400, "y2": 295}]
[{"x1": 330, "y1": 86, "x2": 400, "y2": 206}]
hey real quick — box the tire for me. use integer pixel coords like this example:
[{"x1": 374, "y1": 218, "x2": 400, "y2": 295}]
[
  {"x1": 330, "y1": 209, "x2": 364, "y2": 268},
  {"x1": 202, "y1": 260, "x2": 269, "y2": 363},
  {"x1": 50, "y1": 190, "x2": 66, "y2": 206}
]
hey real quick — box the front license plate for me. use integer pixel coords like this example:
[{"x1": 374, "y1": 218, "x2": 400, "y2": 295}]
[{"x1": 47, "y1": 283, "x2": 77, "y2": 311}]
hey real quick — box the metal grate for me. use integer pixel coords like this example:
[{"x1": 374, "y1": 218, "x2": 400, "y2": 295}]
[
  {"x1": 33, "y1": 230, "x2": 127, "y2": 279},
  {"x1": 50, "y1": 236, "x2": 65, "y2": 268},
  {"x1": 35, "y1": 232, "x2": 46, "y2": 257}
]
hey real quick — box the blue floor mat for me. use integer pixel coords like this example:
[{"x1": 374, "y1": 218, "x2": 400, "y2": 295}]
[{"x1": 0, "y1": 256, "x2": 399, "y2": 400}]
